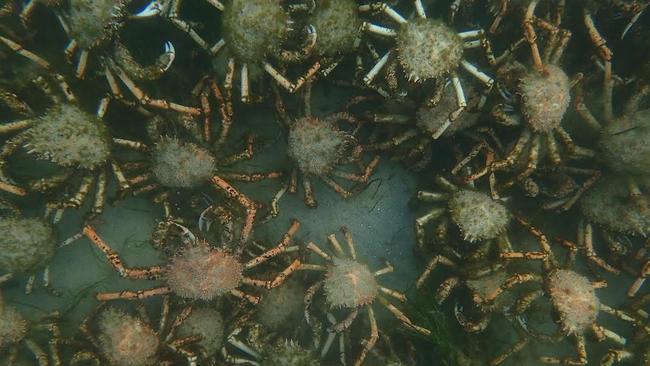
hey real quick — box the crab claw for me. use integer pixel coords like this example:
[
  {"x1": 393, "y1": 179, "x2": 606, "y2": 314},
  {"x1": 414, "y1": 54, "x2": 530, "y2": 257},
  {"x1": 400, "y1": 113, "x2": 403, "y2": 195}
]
[
  {"x1": 621, "y1": 8, "x2": 646, "y2": 40},
  {"x1": 161, "y1": 41, "x2": 175, "y2": 72},
  {"x1": 198, "y1": 206, "x2": 212, "y2": 232},
  {"x1": 134, "y1": 0, "x2": 165, "y2": 17}
]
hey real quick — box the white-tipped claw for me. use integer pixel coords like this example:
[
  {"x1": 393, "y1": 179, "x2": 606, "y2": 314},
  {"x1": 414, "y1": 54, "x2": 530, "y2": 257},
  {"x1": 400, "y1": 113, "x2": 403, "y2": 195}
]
[
  {"x1": 170, "y1": 221, "x2": 197, "y2": 244},
  {"x1": 162, "y1": 41, "x2": 175, "y2": 71},
  {"x1": 134, "y1": 0, "x2": 164, "y2": 17},
  {"x1": 621, "y1": 8, "x2": 646, "y2": 40},
  {"x1": 198, "y1": 206, "x2": 212, "y2": 232}
]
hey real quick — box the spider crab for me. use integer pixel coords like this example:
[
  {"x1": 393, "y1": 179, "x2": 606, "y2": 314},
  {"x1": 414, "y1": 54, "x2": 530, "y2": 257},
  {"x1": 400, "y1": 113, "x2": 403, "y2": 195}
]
[
  {"x1": 299, "y1": 227, "x2": 431, "y2": 366},
  {"x1": 360, "y1": 0, "x2": 495, "y2": 138},
  {"x1": 459, "y1": 0, "x2": 588, "y2": 193},
  {"x1": 0, "y1": 36, "x2": 147, "y2": 222},
  {"x1": 271, "y1": 84, "x2": 380, "y2": 210},
  {"x1": 135, "y1": 0, "x2": 321, "y2": 102},
  {"x1": 483, "y1": 217, "x2": 644, "y2": 365},
  {"x1": 81, "y1": 220, "x2": 302, "y2": 304},
  {"x1": 72, "y1": 300, "x2": 202, "y2": 365}
]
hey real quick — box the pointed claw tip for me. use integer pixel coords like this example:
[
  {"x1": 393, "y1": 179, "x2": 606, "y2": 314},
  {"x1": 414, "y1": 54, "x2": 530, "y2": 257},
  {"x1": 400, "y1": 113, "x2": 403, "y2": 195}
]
[{"x1": 133, "y1": 0, "x2": 163, "y2": 18}]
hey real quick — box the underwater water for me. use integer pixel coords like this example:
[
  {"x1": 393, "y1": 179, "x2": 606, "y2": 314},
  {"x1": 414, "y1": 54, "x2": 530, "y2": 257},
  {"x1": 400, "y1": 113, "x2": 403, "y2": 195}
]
[{"x1": 1, "y1": 0, "x2": 650, "y2": 365}]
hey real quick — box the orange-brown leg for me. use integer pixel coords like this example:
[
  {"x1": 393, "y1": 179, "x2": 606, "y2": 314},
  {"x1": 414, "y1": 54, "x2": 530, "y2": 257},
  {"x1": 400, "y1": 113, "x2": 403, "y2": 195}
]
[
  {"x1": 321, "y1": 175, "x2": 353, "y2": 198},
  {"x1": 211, "y1": 176, "x2": 257, "y2": 242},
  {"x1": 82, "y1": 226, "x2": 164, "y2": 279},
  {"x1": 353, "y1": 306, "x2": 379, "y2": 366},
  {"x1": 96, "y1": 286, "x2": 172, "y2": 301},
  {"x1": 523, "y1": 1, "x2": 544, "y2": 72},
  {"x1": 482, "y1": 273, "x2": 540, "y2": 303},
  {"x1": 198, "y1": 80, "x2": 213, "y2": 143},
  {"x1": 229, "y1": 289, "x2": 260, "y2": 304},
  {"x1": 490, "y1": 337, "x2": 530, "y2": 365},
  {"x1": 220, "y1": 134, "x2": 254, "y2": 165},
  {"x1": 540, "y1": 334, "x2": 587, "y2": 365},
  {"x1": 332, "y1": 155, "x2": 381, "y2": 183},
  {"x1": 582, "y1": 222, "x2": 620, "y2": 274},
  {"x1": 378, "y1": 297, "x2": 431, "y2": 336},
  {"x1": 244, "y1": 219, "x2": 301, "y2": 268},
  {"x1": 416, "y1": 255, "x2": 457, "y2": 288},
  {"x1": 209, "y1": 78, "x2": 233, "y2": 145},
  {"x1": 110, "y1": 63, "x2": 201, "y2": 115},
  {"x1": 435, "y1": 276, "x2": 461, "y2": 304}
]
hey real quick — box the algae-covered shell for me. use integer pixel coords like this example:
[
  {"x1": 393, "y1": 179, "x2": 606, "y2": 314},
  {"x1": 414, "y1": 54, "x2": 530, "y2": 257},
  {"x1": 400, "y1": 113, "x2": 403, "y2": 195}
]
[{"x1": 0, "y1": 217, "x2": 56, "y2": 273}]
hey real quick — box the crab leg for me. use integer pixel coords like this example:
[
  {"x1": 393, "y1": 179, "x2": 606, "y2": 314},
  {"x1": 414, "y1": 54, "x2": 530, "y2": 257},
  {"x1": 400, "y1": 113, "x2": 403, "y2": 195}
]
[
  {"x1": 306, "y1": 242, "x2": 332, "y2": 260},
  {"x1": 489, "y1": 0, "x2": 511, "y2": 34},
  {"x1": 353, "y1": 306, "x2": 378, "y2": 366},
  {"x1": 414, "y1": 207, "x2": 446, "y2": 251},
  {"x1": 461, "y1": 60, "x2": 494, "y2": 87},
  {"x1": 97, "y1": 287, "x2": 172, "y2": 301},
  {"x1": 455, "y1": 303, "x2": 489, "y2": 333},
  {"x1": 416, "y1": 255, "x2": 457, "y2": 288},
  {"x1": 0, "y1": 36, "x2": 75, "y2": 101},
  {"x1": 279, "y1": 25, "x2": 317, "y2": 63},
  {"x1": 539, "y1": 334, "x2": 587, "y2": 365},
  {"x1": 240, "y1": 64, "x2": 250, "y2": 103},
  {"x1": 435, "y1": 277, "x2": 460, "y2": 304},
  {"x1": 302, "y1": 175, "x2": 317, "y2": 207},
  {"x1": 263, "y1": 62, "x2": 294, "y2": 92},
  {"x1": 229, "y1": 289, "x2": 260, "y2": 304},
  {"x1": 66, "y1": 174, "x2": 95, "y2": 209},
  {"x1": 378, "y1": 297, "x2": 431, "y2": 336},
  {"x1": 583, "y1": 10, "x2": 613, "y2": 122},
  {"x1": 359, "y1": 3, "x2": 407, "y2": 24},
  {"x1": 501, "y1": 134, "x2": 540, "y2": 189},
  {"x1": 581, "y1": 222, "x2": 620, "y2": 274},
  {"x1": 373, "y1": 261, "x2": 394, "y2": 277},
  {"x1": 624, "y1": 84, "x2": 650, "y2": 117},
  {"x1": 544, "y1": 132, "x2": 561, "y2": 165},
  {"x1": 0, "y1": 180, "x2": 27, "y2": 196},
  {"x1": 482, "y1": 273, "x2": 540, "y2": 303},
  {"x1": 0, "y1": 89, "x2": 31, "y2": 116},
  {"x1": 166, "y1": 0, "x2": 212, "y2": 51},
  {"x1": 514, "y1": 289, "x2": 543, "y2": 314},
  {"x1": 491, "y1": 129, "x2": 532, "y2": 172},
  {"x1": 83, "y1": 226, "x2": 164, "y2": 279},
  {"x1": 414, "y1": 0, "x2": 427, "y2": 18},
  {"x1": 367, "y1": 128, "x2": 419, "y2": 151},
  {"x1": 523, "y1": 0, "x2": 544, "y2": 72},
  {"x1": 321, "y1": 176, "x2": 353, "y2": 198},
  {"x1": 490, "y1": 337, "x2": 530, "y2": 365},
  {"x1": 75, "y1": 50, "x2": 90, "y2": 79},
  {"x1": 211, "y1": 176, "x2": 257, "y2": 242},
  {"x1": 628, "y1": 261, "x2": 650, "y2": 297},
  {"x1": 197, "y1": 81, "x2": 213, "y2": 143},
  {"x1": 206, "y1": 78, "x2": 233, "y2": 145},
  {"x1": 111, "y1": 64, "x2": 201, "y2": 115},
  {"x1": 91, "y1": 169, "x2": 107, "y2": 216},
  {"x1": 330, "y1": 309, "x2": 359, "y2": 334},
  {"x1": 245, "y1": 219, "x2": 300, "y2": 268},
  {"x1": 218, "y1": 172, "x2": 283, "y2": 183},
  {"x1": 331, "y1": 156, "x2": 380, "y2": 183},
  {"x1": 0, "y1": 119, "x2": 33, "y2": 136},
  {"x1": 304, "y1": 280, "x2": 323, "y2": 326},
  {"x1": 432, "y1": 72, "x2": 466, "y2": 139},
  {"x1": 321, "y1": 313, "x2": 338, "y2": 357},
  {"x1": 292, "y1": 61, "x2": 322, "y2": 93},
  {"x1": 363, "y1": 51, "x2": 391, "y2": 86},
  {"x1": 600, "y1": 350, "x2": 633, "y2": 366}
]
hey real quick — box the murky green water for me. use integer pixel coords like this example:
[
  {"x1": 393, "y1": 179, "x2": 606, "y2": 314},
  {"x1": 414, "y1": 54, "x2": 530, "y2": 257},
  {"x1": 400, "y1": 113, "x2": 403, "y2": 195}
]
[{"x1": 1, "y1": 1, "x2": 649, "y2": 365}]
